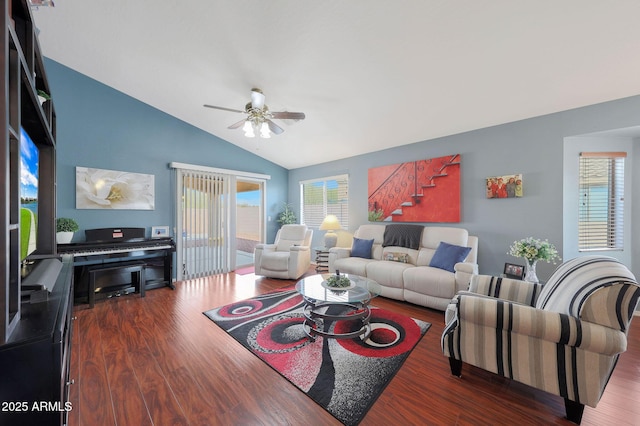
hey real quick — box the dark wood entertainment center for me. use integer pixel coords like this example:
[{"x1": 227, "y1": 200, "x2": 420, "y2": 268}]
[{"x1": 1, "y1": 1, "x2": 73, "y2": 425}]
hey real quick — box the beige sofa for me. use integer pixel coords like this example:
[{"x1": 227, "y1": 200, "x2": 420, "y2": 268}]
[{"x1": 328, "y1": 224, "x2": 478, "y2": 311}]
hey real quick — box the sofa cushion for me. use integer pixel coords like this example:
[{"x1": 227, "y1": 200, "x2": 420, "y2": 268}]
[
  {"x1": 366, "y1": 261, "x2": 414, "y2": 289},
  {"x1": 333, "y1": 257, "x2": 373, "y2": 277},
  {"x1": 354, "y1": 225, "x2": 386, "y2": 260},
  {"x1": 351, "y1": 237, "x2": 374, "y2": 259},
  {"x1": 421, "y1": 226, "x2": 468, "y2": 250},
  {"x1": 275, "y1": 225, "x2": 308, "y2": 251},
  {"x1": 403, "y1": 266, "x2": 457, "y2": 299},
  {"x1": 429, "y1": 242, "x2": 472, "y2": 272},
  {"x1": 260, "y1": 251, "x2": 290, "y2": 271}
]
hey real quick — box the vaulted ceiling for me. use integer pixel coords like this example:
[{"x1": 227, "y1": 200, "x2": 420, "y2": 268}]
[{"x1": 31, "y1": 1, "x2": 640, "y2": 169}]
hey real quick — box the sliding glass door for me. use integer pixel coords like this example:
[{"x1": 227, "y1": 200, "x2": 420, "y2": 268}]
[
  {"x1": 235, "y1": 179, "x2": 265, "y2": 268},
  {"x1": 171, "y1": 162, "x2": 270, "y2": 280},
  {"x1": 175, "y1": 168, "x2": 230, "y2": 279}
]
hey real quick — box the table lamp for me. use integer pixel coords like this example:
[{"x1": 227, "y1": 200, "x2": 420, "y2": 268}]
[{"x1": 319, "y1": 214, "x2": 341, "y2": 248}]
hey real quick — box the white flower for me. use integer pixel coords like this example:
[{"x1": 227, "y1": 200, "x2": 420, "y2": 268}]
[{"x1": 508, "y1": 237, "x2": 560, "y2": 264}]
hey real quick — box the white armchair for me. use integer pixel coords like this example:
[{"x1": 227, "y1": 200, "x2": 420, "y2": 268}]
[{"x1": 254, "y1": 224, "x2": 313, "y2": 279}]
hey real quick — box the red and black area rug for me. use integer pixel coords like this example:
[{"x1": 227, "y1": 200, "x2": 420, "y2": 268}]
[{"x1": 204, "y1": 289, "x2": 431, "y2": 425}]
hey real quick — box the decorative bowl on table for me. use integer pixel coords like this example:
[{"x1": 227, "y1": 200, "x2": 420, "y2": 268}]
[{"x1": 321, "y1": 274, "x2": 356, "y2": 290}]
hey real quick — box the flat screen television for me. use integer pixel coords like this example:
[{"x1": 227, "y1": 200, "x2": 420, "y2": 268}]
[{"x1": 19, "y1": 127, "x2": 39, "y2": 261}]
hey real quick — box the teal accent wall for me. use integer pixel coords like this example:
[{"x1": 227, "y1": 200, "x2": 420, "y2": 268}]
[
  {"x1": 45, "y1": 59, "x2": 288, "y2": 244},
  {"x1": 289, "y1": 96, "x2": 640, "y2": 280}
]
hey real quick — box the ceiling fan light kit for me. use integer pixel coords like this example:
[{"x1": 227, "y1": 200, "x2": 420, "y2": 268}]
[
  {"x1": 241, "y1": 120, "x2": 270, "y2": 138},
  {"x1": 204, "y1": 88, "x2": 305, "y2": 139}
]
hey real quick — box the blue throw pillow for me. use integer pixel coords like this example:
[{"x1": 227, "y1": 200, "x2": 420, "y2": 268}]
[
  {"x1": 429, "y1": 241, "x2": 472, "y2": 272},
  {"x1": 351, "y1": 237, "x2": 374, "y2": 259}
]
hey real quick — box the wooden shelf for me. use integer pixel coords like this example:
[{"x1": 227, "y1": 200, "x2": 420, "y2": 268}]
[
  {"x1": 314, "y1": 247, "x2": 330, "y2": 273},
  {"x1": 1, "y1": 1, "x2": 69, "y2": 424}
]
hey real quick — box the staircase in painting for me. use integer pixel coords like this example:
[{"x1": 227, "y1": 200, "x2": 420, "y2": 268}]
[{"x1": 368, "y1": 154, "x2": 461, "y2": 223}]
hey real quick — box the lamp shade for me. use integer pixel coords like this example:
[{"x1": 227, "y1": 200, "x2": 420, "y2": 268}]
[
  {"x1": 319, "y1": 215, "x2": 341, "y2": 231},
  {"x1": 320, "y1": 215, "x2": 341, "y2": 248}
]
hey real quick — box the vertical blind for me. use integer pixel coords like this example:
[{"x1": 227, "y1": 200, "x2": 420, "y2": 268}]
[
  {"x1": 578, "y1": 152, "x2": 625, "y2": 251},
  {"x1": 176, "y1": 168, "x2": 230, "y2": 279},
  {"x1": 300, "y1": 174, "x2": 349, "y2": 229}
]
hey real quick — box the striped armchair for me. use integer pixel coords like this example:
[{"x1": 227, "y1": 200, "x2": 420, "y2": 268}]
[{"x1": 441, "y1": 256, "x2": 640, "y2": 424}]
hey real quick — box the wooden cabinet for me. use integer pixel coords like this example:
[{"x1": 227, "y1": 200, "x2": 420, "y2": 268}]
[
  {"x1": 0, "y1": 256, "x2": 74, "y2": 426},
  {"x1": 1, "y1": 1, "x2": 70, "y2": 425},
  {"x1": 2, "y1": 0, "x2": 57, "y2": 340}
]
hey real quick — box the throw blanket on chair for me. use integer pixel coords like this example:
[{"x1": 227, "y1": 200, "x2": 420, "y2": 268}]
[{"x1": 383, "y1": 224, "x2": 424, "y2": 250}]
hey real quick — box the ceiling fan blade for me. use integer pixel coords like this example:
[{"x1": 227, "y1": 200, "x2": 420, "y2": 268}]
[
  {"x1": 203, "y1": 104, "x2": 245, "y2": 114},
  {"x1": 250, "y1": 89, "x2": 266, "y2": 109},
  {"x1": 266, "y1": 119, "x2": 284, "y2": 135},
  {"x1": 228, "y1": 119, "x2": 246, "y2": 129},
  {"x1": 271, "y1": 111, "x2": 306, "y2": 121}
]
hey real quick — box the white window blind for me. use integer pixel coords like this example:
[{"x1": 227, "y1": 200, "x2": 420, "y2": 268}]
[
  {"x1": 174, "y1": 167, "x2": 231, "y2": 279},
  {"x1": 300, "y1": 175, "x2": 349, "y2": 229},
  {"x1": 578, "y1": 152, "x2": 626, "y2": 251}
]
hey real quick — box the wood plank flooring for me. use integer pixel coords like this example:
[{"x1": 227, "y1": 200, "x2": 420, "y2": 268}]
[{"x1": 68, "y1": 269, "x2": 640, "y2": 425}]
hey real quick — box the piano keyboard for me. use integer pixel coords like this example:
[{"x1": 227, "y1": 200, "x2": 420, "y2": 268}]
[{"x1": 68, "y1": 243, "x2": 173, "y2": 257}]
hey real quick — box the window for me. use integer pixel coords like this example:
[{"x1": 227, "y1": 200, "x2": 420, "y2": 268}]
[
  {"x1": 578, "y1": 152, "x2": 626, "y2": 251},
  {"x1": 300, "y1": 175, "x2": 349, "y2": 229}
]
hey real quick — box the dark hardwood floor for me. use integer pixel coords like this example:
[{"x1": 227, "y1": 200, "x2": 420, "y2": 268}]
[{"x1": 68, "y1": 268, "x2": 640, "y2": 425}]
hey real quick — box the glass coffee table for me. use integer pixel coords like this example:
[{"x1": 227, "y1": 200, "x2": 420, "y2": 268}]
[{"x1": 295, "y1": 273, "x2": 381, "y2": 340}]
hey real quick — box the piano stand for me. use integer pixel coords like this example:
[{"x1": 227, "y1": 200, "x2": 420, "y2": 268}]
[
  {"x1": 57, "y1": 230, "x2": 175, "y2": 303},
  {"x1": 88, "y1": 261, "x2": 146, "y2": 308}
]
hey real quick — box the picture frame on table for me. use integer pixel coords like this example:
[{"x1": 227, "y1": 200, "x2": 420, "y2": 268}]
[
  {"x1": 151, "y1": 226, "x2": 169, "y2": 238},
  {"x1": 503, "y1": 262, "x2": 525, "y2": 280}
]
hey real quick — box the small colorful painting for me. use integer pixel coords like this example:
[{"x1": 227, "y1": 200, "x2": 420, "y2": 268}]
[
  {"x1": 368, "y1": 154, "x2": 461, "y2": 222},
  {"x1": 486, "y1": 174, "x2": 522, "y2": 199},
  {"x1": 76, "y1": 167, "x2": 155, "y2": 210}
]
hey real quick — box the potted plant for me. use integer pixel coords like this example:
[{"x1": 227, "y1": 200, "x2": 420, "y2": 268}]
[
  {"x1": 37, "y1": 89, "x2": 51, "y2": 106},
  {"x1": 277, "y1": 202, "x2": 297, "y2": 226},
  {"x1": 56, "y1": 217, "x2": 79, "y2": 244}
]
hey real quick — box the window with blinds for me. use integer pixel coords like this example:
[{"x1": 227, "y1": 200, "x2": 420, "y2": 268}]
[
  {"x1": 300, "y1": 175, "x2": 349, "y2": 229},
  {"x1": 578, "y1": 152, "x2": 625, "y2": 251}
]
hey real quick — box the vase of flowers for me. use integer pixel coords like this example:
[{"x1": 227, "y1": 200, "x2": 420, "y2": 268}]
[{"x1": 508, "y1": 237, "x2": 560, "y2": 283}]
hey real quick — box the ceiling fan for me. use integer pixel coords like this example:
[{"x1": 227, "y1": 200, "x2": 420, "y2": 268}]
[{"x1": 204, "y1": 88, "x2": 305, "y2": 138}]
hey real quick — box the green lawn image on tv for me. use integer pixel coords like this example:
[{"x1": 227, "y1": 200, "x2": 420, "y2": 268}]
[{"x1": 20, "y1": 207, "x2": 37, "y2": 259}]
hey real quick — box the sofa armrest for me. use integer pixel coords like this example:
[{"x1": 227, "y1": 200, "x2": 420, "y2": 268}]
[
  {"x1": 454, "y1": 262, "x2": 477, "y2": 274},
  {"x1": 288, "y1": 245, "x2": 312, "y2": 278},
  {"x1": 328, "y1": 247, "x2": 351, "y2": 273},
  {"x1": 255, "y1": 243, "x2": 276, "y2": 254},
  {"x1": 445, "y1": 290, "x2": 526, "y2": 324},
  {"x1": 467, "y1": 274, "x2": 543, "y2": 306},
  {"x1": 453, "y1": 262, "x2": 478, "y2": 293},
  {"x1": 455, "y1": 294, "x2": 627, "y2": 355}
]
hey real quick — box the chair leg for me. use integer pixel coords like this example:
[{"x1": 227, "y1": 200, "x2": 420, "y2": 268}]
[
  {"x1": 564, "y1": 398, "x2": 584, "y2": 424},
  {"x1": 449, "y1": 358, "x2": 462, "y2": 377}
]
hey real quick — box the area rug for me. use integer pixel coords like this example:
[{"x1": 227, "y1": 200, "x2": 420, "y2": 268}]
[
  {"x1": 234, "y1": 266, "x2": 254, "y2": 275},
  {"x1": 204, "y1": 289, "x2": 431, "y2": 425}
]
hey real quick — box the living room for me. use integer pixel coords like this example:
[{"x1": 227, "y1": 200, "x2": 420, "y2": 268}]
[
  {"x1": 4, "y1": 1, "x2": 640, "y2": 425},
  {"x1": 49, "y1": 55, "x2": 640, "y2": 282}
]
